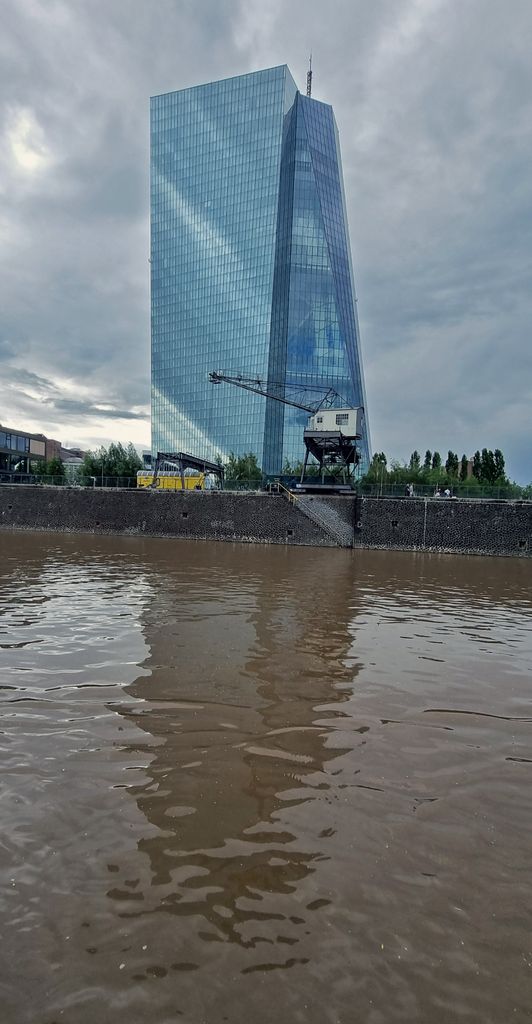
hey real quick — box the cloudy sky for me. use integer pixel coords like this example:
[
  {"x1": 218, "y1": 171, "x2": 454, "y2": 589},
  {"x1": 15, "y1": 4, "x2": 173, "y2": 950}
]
[{"x1": 1, "y1": 0, "x2": 531, "y2": 480}]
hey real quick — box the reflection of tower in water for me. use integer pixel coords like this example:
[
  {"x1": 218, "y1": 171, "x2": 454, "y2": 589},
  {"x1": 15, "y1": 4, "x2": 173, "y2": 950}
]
[{"x1": 116, "y1": 545, "x2": 362, "y2": 948}]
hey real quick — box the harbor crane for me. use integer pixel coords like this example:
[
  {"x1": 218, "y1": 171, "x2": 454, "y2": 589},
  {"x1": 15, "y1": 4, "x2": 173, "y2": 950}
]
[{"x1": 209, "y1": 371, "x2": 365, "y2": 491}]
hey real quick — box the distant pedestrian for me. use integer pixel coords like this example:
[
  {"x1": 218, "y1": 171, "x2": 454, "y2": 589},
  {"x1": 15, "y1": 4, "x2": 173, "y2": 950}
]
[
  {"x1": 444, "y1": 487, "x2": 451, "y2": 498},
  {"x1": 408, "y1": 483, "x2": 414, "y2": 497}
]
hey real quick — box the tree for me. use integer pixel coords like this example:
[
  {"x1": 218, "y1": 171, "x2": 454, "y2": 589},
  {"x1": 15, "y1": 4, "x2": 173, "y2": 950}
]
[
  {"x1": 480, "y1": 448, "x2": 497, "y2": 484},
  {"x1": 459, "y1": 455, "x2": 468, "y2": 482},
  {"x1": 359, "y1": 444, "x2": 512, "y2": 494},
  {"x1": 494, "y1": 449, "x2": 506, "y2": 481},
  {"x1": 281, "y1": 458, "x2": 313, "y2": 478},
  {"x1": 445, "y1": 451, "x2": 459, "y2": 477},
  {"x1": 80, "y1": 442, "x2": 142, "y2": 483},
  {"x1": 46, "y1": 457, "x2": 65, "y2": 477},
  {"x1": 365, "y1": 452, "x2": 388, "y2": 483},
  {"x1": 33, "y1": 457, "x2": 65, "y2": 478},
  {"x1": 225, "y1": 452, "x2": 262, "y2": 483}
]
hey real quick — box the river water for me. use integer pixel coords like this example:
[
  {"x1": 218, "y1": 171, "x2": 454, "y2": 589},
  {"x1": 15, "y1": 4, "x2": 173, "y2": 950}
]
[{"x1": 1, "y1": 533, "x2": 531, "y2": 1024}]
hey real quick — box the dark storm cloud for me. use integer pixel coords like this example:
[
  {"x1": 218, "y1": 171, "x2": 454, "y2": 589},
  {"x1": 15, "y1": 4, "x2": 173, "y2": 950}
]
[{"x1": 0, "y1": 0, "x2": 531, "y2": 478}]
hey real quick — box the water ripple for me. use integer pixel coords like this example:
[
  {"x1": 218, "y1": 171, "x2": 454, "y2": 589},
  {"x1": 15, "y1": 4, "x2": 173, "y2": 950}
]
[{"x1": 1, "y1": 536, "x2": 532, "y2": 1023}]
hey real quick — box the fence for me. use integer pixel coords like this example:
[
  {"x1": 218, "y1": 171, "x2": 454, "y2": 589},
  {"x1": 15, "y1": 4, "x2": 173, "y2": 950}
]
[
  {"x1": 0, "y1": 472, "x2": 139, "y2": 488},
  {"x1": 357, "y1": 481, "x2": 529, "y2": 500},
  {"x1": 1, "y1": 471, "x2": 529, "y2": 502}
]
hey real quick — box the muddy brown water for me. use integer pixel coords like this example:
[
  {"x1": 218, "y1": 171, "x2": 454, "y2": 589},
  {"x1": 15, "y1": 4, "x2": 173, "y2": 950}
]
[{"x1": 1, "y1": 532, "x2": 531, "y2": 1024}]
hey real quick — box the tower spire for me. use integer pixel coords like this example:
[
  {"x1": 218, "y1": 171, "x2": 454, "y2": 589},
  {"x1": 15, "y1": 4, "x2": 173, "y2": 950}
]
[{"x1": 306, "y1": 53, "x2": 313, "y2": 97}]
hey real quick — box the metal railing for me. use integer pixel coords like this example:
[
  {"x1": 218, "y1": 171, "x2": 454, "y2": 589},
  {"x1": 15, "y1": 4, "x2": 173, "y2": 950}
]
[
  {"x1": 357, "y1": 481, "x2": 530, "y2": 501},
  {"x1": 276, "y1": 481, "x2": 299, "y2": 504},
  {"x1": 1, "y1": 472, "x2": 529, "y2": 503},
  {"x1": 0, "y1": 472, "x2": 139, "y2": 488}
]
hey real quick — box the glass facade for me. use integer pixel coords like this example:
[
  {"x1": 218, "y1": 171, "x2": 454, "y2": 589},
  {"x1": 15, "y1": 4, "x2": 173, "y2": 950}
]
[
  {"x1": 151, "y1": 66, "x2": 370, "y2": 473},
  {"x1": 0, "y1": 425, "x2": 46, "y2": 474},
  {"x1": 0, "y1": 431, "x2": 31, "y2": 453}
]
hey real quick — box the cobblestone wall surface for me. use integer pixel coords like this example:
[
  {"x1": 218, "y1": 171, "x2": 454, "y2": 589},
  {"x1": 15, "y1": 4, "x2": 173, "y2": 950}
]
[
  {"x1": 0, "y1": 487, "x2": 334, "y2": 547},
  {"x1": 317, "y1": 496, "x2": 358, "y2": 527},
  {"x1": 356, "y1": 497, "x2": 532, "y2": 557},
  {"x1": 0, "y1": 487, "x2": 530, "y2": 556}
]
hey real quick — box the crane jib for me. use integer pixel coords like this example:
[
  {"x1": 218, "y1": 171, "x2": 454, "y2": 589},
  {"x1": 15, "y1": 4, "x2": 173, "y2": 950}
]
[{"x1": 208, "y1": 371, "x2": 358, "y2": 416}]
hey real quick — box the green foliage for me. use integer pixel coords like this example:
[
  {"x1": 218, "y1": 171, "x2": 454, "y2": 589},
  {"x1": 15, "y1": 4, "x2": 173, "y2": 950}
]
[
  {"x1": 31, "y1": 457, "x2": 65, "y2": 479},
  {"x1": 225, "y1": 451, "x2": 262, "y2": 482},
  {"x1": 45, "y1": 457, "x2": 65, "y2": 477},
  {"x1": 445, "y1": 451, "x2": 459, "y2": 477},
  {"x1": 364, "y1": 452, "x2": 388, "y2": 483},
  {"x1": 459, "y1": 455, "x2": 468, "y2": 481},
  {"x1": 494, "y1": 449, "x2": 505, "y2": 480},
  {"x1": 409, "y1": 450, "x2": 420, "y2": 471},
  {"x1": 280, "y1": 459, "x2": 318, "y2": 478},
  {"x1": 469, "y1": 448, "x2": 507, "y2": 486},
  {"x1": 480, "y1": 448, "x2": 497, "y2": 484},
  {"x1": 80, "y1": 442, "x2": 142, "y2": 482},
  {"x1": 359, "y1": 444, "x2": 515, "y2": 495}
]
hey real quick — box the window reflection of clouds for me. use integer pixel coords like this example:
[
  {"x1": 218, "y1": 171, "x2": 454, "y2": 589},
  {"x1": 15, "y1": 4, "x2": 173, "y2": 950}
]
[
  {"x1": 150, "y1": 67, "x2": 369, "y2": 471},
  {"x1": 151, "y1": 68, "x2": 297, "y2": 463}
]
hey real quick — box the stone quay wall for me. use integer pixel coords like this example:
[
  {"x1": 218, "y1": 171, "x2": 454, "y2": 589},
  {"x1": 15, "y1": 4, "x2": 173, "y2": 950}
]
[
  {"x1": 354, "y1": 496, "x2": 531, "y2": 557},
  {"x1": 0, "y1": 486, "x2": 334, "y2": 547},
  {"x1": 0, "y1": 486, "x2": 530, "y2": 557}
]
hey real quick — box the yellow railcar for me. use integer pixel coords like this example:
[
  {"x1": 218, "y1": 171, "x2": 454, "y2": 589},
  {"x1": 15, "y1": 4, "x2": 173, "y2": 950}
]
[{"x1": 137, "y1": 471, "x2": 205, "y2": 490}]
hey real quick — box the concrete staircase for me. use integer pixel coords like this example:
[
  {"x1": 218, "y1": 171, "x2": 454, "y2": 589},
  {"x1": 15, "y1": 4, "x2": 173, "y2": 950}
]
[{"x1": 295, "y1": 496, "x2": 354, "y2": 548}]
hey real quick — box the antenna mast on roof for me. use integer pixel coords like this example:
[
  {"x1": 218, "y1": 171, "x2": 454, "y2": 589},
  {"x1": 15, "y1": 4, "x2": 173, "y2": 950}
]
[{"x1": 306, "y1": 53, "x2": 313, "y2": 97}]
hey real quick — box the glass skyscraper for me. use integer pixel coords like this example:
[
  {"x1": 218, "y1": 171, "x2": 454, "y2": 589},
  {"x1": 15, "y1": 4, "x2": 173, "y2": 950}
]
[{"x1": 150, "y1": 65, "x2": 370, "y2": 474}]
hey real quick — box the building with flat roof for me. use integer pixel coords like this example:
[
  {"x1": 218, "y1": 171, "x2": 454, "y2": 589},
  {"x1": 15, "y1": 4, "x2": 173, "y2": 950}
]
[
  {"x1": 0, "y1": 424, "x2": 46, "y2": 474},
  {"x1": 150, "y1": 65, "x2": 370, "y2": 474},
  {"x1": 0, "y1": 425, "x2": 86, "y2": 478}
]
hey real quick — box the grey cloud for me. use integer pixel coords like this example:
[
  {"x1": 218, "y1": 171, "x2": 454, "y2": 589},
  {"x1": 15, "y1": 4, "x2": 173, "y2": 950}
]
[
  {"x1": 50, "y1": 400, "x2": 148, "y2": 421},
  {"x1": 1, "y1": 366, "x2": 148, "y2": 438},
  {"x1": 1, "y1": 0, "x2": 531, "y2": 479}
]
